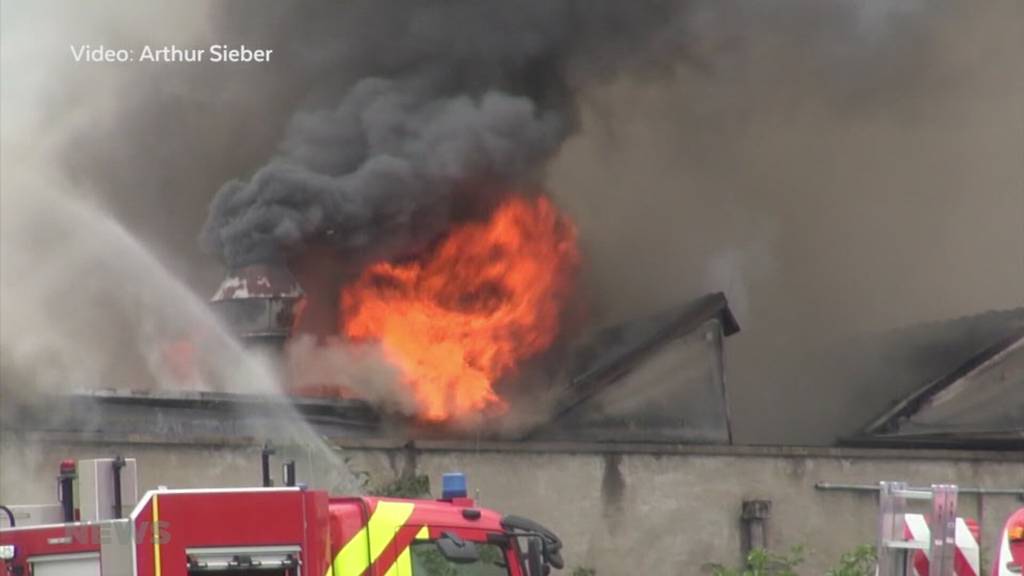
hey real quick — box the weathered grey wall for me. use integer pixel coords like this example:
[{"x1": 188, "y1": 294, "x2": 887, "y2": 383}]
[{"x1": 1, "y1": 434, "x2": 1020, "y2": 575}]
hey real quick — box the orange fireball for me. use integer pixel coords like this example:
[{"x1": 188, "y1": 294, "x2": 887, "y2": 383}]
[{"x1": 341, "y1": 195, "x2": 579, "y2": 421}]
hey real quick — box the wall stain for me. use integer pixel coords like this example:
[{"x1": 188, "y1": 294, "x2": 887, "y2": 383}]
[
  {"x1": 601, "y1": 453, "x2": 626, "y2": 527},
  {"x1": 400, "y1": 441, "x2": 419, "y2": 479}
]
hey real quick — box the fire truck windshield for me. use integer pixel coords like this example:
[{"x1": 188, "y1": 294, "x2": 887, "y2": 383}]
[{"x1": 410, "y1": 541, "x2": 510, "y2": 576}]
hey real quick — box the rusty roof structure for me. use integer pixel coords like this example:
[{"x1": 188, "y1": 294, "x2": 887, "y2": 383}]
[{"x1": 212, "y1": 264, "x2": 303, "y2": 302}]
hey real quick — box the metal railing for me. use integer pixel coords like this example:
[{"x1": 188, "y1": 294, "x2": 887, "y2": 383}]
[{"x1": 815, "y1": 481, "x2": 1024, "y2": 498}]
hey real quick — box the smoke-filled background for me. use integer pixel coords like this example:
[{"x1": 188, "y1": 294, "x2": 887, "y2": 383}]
[{"x1": 2, "y1": 0, "x2": 1022, "y2": 444}]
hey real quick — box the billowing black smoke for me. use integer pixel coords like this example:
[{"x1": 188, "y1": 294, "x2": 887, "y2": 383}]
[{"x1": 200, "y1": 1, "x2": 685, "y2": 269}]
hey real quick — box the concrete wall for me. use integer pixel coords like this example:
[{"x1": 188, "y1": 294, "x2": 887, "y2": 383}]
[{"x1": 1, "y1": 433, "x2": 1021, "y2": 575}]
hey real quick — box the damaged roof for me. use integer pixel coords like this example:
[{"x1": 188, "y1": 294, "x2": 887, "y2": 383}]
[
  {"x1": 567, "y1": 292, "x2": 739, "y2": 394},
  {"x1": 531, "y1": 292, "x2": 740, "y2": 443},
  {"x1": 848, "y1": 309, "x2": 1024, "y2": 450}
]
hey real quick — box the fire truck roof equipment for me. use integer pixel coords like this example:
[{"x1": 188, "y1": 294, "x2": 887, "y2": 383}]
[{"x1": 441, "y1": 472, "x2": 468, "y2": 500}]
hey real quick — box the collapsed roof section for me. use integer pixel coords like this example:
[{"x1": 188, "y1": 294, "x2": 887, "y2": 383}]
[
  {"x1": 850, "y1": 312, "x2": 1024, "y2": 450},
  {"x1": 532, "y1": 292, "x2": 740, "y2": 444}
]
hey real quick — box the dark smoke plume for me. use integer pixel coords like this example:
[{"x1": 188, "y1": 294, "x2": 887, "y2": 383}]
[{"x1": 201, "y1": 1, "x2": 687, "y2": 269}]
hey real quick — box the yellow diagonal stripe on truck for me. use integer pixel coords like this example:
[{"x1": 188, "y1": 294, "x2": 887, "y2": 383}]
[
  {"x1": 330, "y1": 501, "x2": 416, "y2": 576},
  {"x1": 152, "y1": 494, "x2": 162, "y2": 576},
  {"x1": 383, "y1": 525, "x2": 430, "y2": 576}
]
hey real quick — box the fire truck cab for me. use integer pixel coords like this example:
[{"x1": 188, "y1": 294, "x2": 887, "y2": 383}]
[{"x1": 0, "y1": 459, "x2": 562, "y2": 576}]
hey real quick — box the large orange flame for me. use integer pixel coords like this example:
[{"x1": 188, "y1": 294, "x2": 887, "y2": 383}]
[{"x1": 340, "y1": 195, "x2": 579, "y2": 422}]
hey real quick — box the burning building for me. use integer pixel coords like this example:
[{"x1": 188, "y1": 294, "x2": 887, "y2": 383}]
[
  {"x1": 338, "y1": 195, "x2": 580, "y2": 422},
  {"x1": 5, "y1": 1, "x2": 1017, "y2": 450},
  {"x1": 206, "y1": 193, "x2": 609, "y2": 434},
  {"x1": 193, "y1": 2, "x2": 694, "y2": 431}
]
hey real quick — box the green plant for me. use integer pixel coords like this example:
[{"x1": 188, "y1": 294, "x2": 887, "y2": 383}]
[
  {"x1": 412, "y1": 544, "x2": 459, "y2": 576},
  {"x1": 825, "y1": 545, "x2": 876, "y2": 576},
  {"x1": 709, "y1": 546, "x2": 805, "y2": 576},
  {"x1": 571, "y1": 568, "x2": 596, "y2": 576},
  {"x1": 371, "y1": 472, "x2": 431, "y2": 498}
]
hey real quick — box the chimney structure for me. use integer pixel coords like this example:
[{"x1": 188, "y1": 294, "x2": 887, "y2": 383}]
[{"x1": 210, "y1": 263, "x2": 303, "y2": 353}]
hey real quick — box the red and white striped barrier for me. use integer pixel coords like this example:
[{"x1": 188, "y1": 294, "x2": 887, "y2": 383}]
[{"x1": 903, "y1": 513, "x2": 981, "y2": 576}]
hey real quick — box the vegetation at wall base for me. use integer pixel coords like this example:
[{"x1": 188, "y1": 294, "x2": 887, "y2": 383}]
[
  {"x1": 824, "y1": 545, "x2": 876, "y2": 576},
  {"x1": 709, "y1": 546, "x2": 805, "y2": 576},
  {"x1": 709, "y1": 545, "x2": 875, "y2": 576},
  {"x1": 371, "y1": 472, "x2": 432, "y2": 498}
]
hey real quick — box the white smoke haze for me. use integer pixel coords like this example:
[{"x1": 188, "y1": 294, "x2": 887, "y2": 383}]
[
  {"x1": 285, "y1": 336, "x2": 415, "y2": 416},
  {"x1": 0, "y1": 3, "x2": 365, "y2": 493},
  {"x1": 0, "y1": 171, "x2": 275, "y2": 398},
  {"x1": 0, "y1": 182, "x2": 365, "y2": 492},
  {"x1": 0, "y1": 166, "x2": 363, "y2": 478},
  {"x1": 284, "y1": 336, "x2": 564, "y2": 435},
  {"x1": 2, "y1": 0, "x2": 1022, "y2": 448}
]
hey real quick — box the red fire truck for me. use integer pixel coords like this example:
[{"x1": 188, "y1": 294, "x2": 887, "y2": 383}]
[
  {"x1": 992, "y1": 507, "x2": 1024, "y2": 576},
  {"x1": 0, "y1": 458, "x2": 563, "y2": 576}
]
